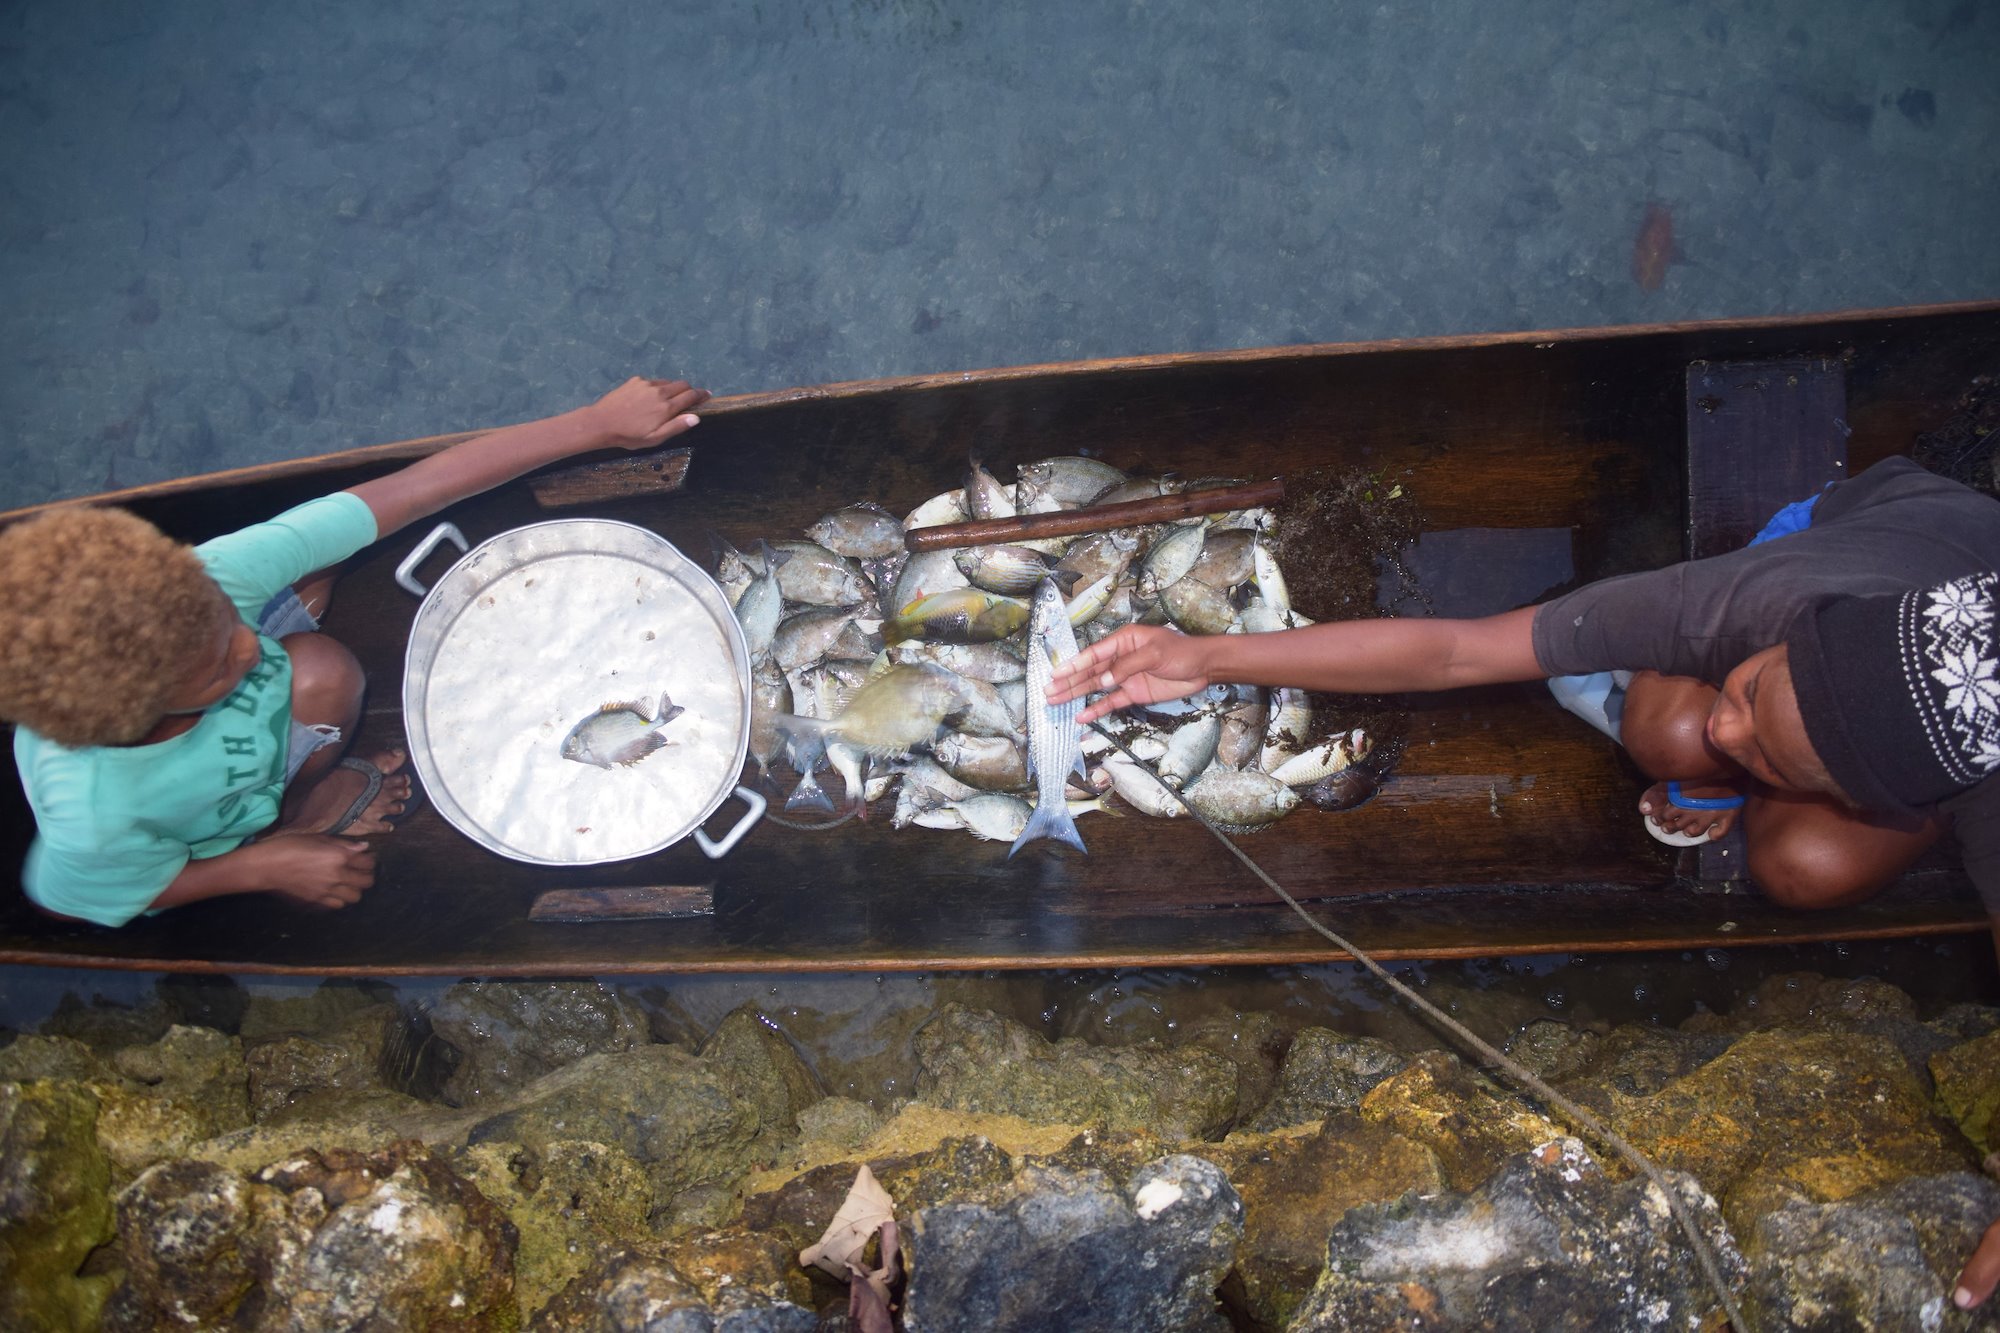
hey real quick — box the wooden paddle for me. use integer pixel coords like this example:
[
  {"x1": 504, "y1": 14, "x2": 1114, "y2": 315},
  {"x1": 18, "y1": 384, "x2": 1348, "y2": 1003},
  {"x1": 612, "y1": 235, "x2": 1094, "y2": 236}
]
[{"x1": 904, "y1": 477, "x2": 1284, "y2": 552}]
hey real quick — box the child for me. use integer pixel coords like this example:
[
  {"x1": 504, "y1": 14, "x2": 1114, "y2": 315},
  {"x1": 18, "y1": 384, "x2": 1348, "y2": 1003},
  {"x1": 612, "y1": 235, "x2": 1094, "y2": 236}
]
[
  {"x1": 0, "y1": 375, "x2": 709, "y2": 926},
  {"x1": 1049, "y1": 456, "x2": 2000, "y2": 942}
]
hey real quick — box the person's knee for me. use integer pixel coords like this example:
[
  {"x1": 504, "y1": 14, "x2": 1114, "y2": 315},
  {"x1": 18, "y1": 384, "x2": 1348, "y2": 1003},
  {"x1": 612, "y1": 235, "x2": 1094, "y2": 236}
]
[
  {"x1": 1748, "y1": 837, "x2": 1880, "y2": 910},
  {"x1": 282, "y1": 633, "x2": 364, "y2": 727},
  {"x1": 1621, "y1": 673, "x2": 1720, "y2": 780}
]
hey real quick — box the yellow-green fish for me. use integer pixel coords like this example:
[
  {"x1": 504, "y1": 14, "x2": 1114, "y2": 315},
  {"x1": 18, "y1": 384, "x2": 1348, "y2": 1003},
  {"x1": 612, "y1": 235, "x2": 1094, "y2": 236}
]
[{"x1": 886, "y1": 588, "x2": 1029, "y2": 645}]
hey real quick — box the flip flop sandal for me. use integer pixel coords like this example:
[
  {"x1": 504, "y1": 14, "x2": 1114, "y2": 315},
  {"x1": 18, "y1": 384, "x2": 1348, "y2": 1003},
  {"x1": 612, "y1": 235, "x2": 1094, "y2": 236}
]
[
  {"x1": 325, "y1": 756, "x2": 422, "y2": 835},
  {"x1": 1644, "y1": 781, "x2": 1746, "y2": 847}
]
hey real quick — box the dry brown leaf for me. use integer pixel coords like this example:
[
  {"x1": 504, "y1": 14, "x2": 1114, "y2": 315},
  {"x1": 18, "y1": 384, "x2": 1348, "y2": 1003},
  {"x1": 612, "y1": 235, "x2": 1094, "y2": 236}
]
[{"x1": 800, "y1": 1163, "x2": 897, "y2": 1280}]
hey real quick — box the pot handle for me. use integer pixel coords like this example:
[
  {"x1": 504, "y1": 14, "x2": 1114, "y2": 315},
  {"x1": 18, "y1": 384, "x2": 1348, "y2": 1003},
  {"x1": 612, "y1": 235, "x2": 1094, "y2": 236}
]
[
  {"x1": 395, "y1": 523, "x2": 470, "y2": 597},
  {"x1": 694, "y1": 785, "x2": 767, "y2": 859}
]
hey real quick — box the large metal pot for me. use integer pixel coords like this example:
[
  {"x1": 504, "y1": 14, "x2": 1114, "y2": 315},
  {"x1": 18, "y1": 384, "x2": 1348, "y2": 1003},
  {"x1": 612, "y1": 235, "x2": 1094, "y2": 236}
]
[{"x1": 396, "y1": 519, "x2": 764, "y2": 866}]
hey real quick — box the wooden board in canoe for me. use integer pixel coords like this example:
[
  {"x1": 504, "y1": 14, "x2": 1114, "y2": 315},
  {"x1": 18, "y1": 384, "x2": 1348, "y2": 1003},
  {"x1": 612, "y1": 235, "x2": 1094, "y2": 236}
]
[{"x1": 1, "y1": 301, "x2": 1996, "y2": 976}]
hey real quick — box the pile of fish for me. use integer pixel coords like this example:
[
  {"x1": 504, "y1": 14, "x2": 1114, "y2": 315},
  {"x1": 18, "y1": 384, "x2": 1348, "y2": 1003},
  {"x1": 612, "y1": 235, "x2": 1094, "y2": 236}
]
[{"x1": 717, "y1": 456, "x2": 1375, "y2": 854}]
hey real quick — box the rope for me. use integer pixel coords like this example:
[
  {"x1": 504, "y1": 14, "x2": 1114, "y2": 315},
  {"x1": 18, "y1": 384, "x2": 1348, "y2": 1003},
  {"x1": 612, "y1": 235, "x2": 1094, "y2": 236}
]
[
  {"x1": 763, "y1": 805, "x2": 861, "y2": 832},
  {"x1": 1090, "y1": 722, "x2": 1751, "y2": 1333}
]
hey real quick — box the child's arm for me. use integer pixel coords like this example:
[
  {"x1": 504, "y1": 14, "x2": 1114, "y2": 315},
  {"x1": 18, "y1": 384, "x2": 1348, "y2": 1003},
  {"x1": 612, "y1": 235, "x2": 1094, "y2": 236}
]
[
  {"x1": 347, "y1": 377, "x2": 710, "y2": 540},
  {"x1": 147, "y1": 835, "x2": 377, "y2": 912},
  {"x1": 1050, "y1": 607, "x2": 1545, "y2": 723}
]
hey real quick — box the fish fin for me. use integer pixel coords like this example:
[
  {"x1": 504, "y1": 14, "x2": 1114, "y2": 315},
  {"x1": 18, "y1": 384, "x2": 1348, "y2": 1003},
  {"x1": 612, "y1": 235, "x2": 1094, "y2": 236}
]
[
  {"x1": 611, "y1": 732, "x2": 673, "y2": 767},
  {"x1": 1071, "y1": 751, "x2": 1090, "y2": 782},
  {"x1": 599, "y1": 699, "x2": 648, "y2": 715},
  {"x1": 1008, "y1": 801, "x2": 1088, "y2": 858}
]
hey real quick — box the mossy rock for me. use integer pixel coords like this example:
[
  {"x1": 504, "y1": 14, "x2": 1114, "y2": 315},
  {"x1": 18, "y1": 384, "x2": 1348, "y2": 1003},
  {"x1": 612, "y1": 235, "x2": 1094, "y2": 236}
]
[
  {"x1": 912, "y1": 1003, "x2": 1238, "y2": 1141},
  {"x1": 0, "y1": 1081, "x2": 116, "y2": 1332},
  {"x1": 1930, "y1": 1028, "x2": 2000, "y2": 1157}
]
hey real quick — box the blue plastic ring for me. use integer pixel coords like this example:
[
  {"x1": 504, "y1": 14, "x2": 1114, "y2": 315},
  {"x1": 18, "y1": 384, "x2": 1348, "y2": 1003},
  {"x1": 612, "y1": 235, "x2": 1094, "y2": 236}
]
[{"x1": 1666, "y1": 781, "x2": 1746, "y2": 811}]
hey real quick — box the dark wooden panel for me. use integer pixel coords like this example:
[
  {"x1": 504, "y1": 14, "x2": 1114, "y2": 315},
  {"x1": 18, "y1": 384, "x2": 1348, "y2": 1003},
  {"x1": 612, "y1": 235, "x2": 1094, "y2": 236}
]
[{"x1": 1685, "y1": 359, "x2": 1849, "y2": 560}]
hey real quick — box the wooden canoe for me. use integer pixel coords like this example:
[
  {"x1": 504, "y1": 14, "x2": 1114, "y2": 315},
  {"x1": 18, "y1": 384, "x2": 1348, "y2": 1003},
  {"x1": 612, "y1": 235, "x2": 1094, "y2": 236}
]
[{"x1": 2, "y1": 301, "x2": 1996, "y2": 977}]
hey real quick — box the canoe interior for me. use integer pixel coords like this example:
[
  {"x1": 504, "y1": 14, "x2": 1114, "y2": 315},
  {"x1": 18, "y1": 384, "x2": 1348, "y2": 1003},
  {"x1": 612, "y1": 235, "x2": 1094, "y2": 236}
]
[{"x1": 2, "y1": 304, "x2": 1995, "y2": 975}]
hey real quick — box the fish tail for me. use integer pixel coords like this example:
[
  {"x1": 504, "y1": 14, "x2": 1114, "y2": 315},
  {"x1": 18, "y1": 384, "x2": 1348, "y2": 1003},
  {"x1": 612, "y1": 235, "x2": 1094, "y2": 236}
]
[
  {"x1": 1008, "y1": 799, "x2": 1088, "y2": 858},
  {"x1": 658, "y1": 691, "x2": 685, "y2": 724},
  {"x1": 786, "y1": 768, "x2": 836, "y2": 815}
]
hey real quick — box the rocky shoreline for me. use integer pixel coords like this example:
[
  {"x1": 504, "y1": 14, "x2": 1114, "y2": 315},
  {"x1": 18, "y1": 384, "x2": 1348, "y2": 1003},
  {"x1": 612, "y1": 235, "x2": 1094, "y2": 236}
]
[{"x1": 2, "y1": 971, "x2": 1995, "y2": 1330}]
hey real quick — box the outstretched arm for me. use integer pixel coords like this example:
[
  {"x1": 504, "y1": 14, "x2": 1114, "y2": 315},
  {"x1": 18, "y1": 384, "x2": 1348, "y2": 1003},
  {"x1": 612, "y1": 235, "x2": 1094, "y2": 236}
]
[
  {"x1": 1049, "y1": 606, "x2": 1545, "y2": 723},
  {"x1": 348, "y1": 377, "x2": 710, "y2": 540}
]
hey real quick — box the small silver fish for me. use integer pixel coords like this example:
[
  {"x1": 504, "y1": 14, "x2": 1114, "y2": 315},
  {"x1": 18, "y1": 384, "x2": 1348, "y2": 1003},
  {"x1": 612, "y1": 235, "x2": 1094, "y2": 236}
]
[
  {"x1": 902, "y1": 488, "x2": 969, "y2": 532},
  {"x1": 807, "y1": 503, "x2": 905, "y2": 560},
  {"x1": 735, "y1": 541, "x2": 786, "y2": 665},
  {"x1": 1012, "y1": 577, "x2": 1088, "y2": 857},
  {"x1": 1257, "y1": 686, "x2": 1312, "y2": 773},
  {"x1": 560, "y1": 692, "x2": 686, "y2": 769},
  {"x1": 771, "y1": 541, "x2": 874, "y2": 608},
  {"x1": 890, "y1": 549, "x2": 972, "y2": 620},
  {"x1": 1101, "y1": 750, "x2": 1184, "y2": 819},
  {"x1": 1017, "y1": 456, "x2": 1128, "y2": 509},
  {"x1": 932, "y1": 732, "x2": 1030, "y2": 791},
  {"x1": 1269, "y1": 729, "x2": 1372, "y2": 787},
  {"x1": 965, "y1": 457, "x2": 1018, "y2": 522},
  {"x1": 1160, "y1": 575, "x2": 1239, "y2": 635},
  {"x1": 1158, "y1": 711, "x2": 1222, "y2": 790},
  {"x1": 1184, "y1": 767, "x2": 1298, "y2": 831},
  {"x1": 954, "y1": 543, "x2": 1057, "y2": 596},
  {"x1": 1137, "y1": 525, "x2": 1207, "y2": 600},
  {"x1": 748, "y1": 660, "x2": 791, "y2": 783}
]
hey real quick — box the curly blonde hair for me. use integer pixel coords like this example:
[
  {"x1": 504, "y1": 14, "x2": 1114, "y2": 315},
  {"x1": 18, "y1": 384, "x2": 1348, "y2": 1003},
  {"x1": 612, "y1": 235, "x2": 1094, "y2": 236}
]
[{"x1": 0, "y1": 507, "x2": 222, "y2": 747}]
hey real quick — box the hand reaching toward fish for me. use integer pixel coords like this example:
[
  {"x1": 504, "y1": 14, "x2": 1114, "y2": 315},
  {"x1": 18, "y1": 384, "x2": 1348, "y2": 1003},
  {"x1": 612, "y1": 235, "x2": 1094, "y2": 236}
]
[
  {"x1": 586, "y1": 376, "x2": 712, "y2": 449},
  {"x1": 1049, "y1": 623, "x2": 1212, "y2": 724}
]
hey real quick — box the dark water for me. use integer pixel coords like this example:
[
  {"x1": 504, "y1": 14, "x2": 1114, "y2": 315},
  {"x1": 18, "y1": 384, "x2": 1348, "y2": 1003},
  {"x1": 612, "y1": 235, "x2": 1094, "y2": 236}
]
[
  {"x1": 2, "y1": 0, "x2": 1997, "y2": 508},
  {"x1": 2, "y1": 2, "x2": 1998, "y2": 1028}
]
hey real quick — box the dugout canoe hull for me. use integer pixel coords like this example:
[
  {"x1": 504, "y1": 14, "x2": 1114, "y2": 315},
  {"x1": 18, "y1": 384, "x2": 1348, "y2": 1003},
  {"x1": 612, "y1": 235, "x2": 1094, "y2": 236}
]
[{"x1": 2, "y1": 301, "x2": 1996, "y2": 977}]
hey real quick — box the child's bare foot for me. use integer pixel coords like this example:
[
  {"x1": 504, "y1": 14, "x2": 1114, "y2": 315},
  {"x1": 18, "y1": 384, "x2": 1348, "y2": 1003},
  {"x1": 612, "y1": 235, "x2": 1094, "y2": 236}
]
[
  {"x1": 291, "y1": 748, "x2": 414, "y2": 836},
  {"x1": 1638, "y1": 779, "x2": 1743, "y2": 841}
]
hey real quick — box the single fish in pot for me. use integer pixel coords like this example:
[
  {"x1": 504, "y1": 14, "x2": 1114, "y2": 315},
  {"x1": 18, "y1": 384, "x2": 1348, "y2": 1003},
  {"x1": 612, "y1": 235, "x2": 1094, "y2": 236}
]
[
  {"x1": 560, "y1": 692, "x2": 686, "y2": 770},
  {"x1": 1011, "y1": 577, "x2": 1089, "y2": 857}
]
